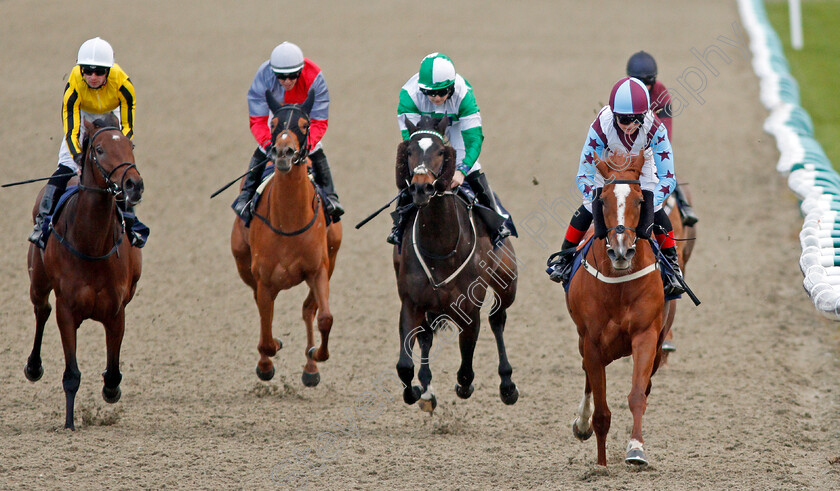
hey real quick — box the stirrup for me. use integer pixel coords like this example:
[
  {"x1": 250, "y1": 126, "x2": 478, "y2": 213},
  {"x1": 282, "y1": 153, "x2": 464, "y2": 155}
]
[{"x1": 325, "y1": 197, "x2": 345, "y2": 219}]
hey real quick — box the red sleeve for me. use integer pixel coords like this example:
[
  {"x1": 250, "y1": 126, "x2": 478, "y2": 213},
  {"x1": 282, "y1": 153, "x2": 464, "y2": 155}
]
[
  {"x1": 308, "y1": 119, "x2": 328, "y2": 147},
  {"x1": 249, "y1": 115, "x2": 272, "y2": 148}
]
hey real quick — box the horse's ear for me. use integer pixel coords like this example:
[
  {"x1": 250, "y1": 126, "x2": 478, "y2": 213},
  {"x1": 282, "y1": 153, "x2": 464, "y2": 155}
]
[
  {"x1": 593, "y1": 153, "x2": 610, "y2": 178},
  {"x1": 301, "y1": 90, "x2": 315, "y2": 115},
  {"x1": 269, "y1": 117, "x2": 278, "y2": 134},
  {"x1": 630, "y1": 152, "x2": 645, "y2": 176},
  {"x1": 265, "y1": 90, "x2": 283, "y2": 116},
  {"x1": 435, "y1": 116, "x2": 449, "y2": 135},
  {"x1": 395, "y1": 140, "x2": 411, "y2": 189},
  {"x1": 405, "y1": 117, "x2": 418, "y2": 136},
  {"x1": 441, "y1": 146, "x2": 457, "y2": 185},
  {"x1": 83, "y1": 119, "x2": 96, "y2": 136}
]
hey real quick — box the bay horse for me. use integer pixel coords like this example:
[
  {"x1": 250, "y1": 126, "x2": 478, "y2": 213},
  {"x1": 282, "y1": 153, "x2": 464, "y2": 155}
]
[
  {"x1": 25, "y1": 115, "x2": 143, "y2": 430},
  {"x1": 660, "y1": 184, "x2": 697, "y2": 360},
  {"x1": 394, "y1": 115, "x2": 518, "y2": 413},
  {"x1": 231, "y1": 91, "x2": 341, "y2": 386},
  {"x1": 566, "y1": 151, "x2": 665, "y2": 466}
]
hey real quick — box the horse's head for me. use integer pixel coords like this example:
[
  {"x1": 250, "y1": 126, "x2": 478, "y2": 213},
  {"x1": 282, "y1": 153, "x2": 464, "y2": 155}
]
[
  {"x1": 265, "y1": 90, "x2": 314, "y2": 173},
  {"x1": 396, "y1": 115, "x2": 456, "y2": 208},
  {"x1": 594, "y1": 151, "x2": 646, "y2": 271},
  {"x1": 80, "y1": 115, "x2": 143, "y2": 205}
]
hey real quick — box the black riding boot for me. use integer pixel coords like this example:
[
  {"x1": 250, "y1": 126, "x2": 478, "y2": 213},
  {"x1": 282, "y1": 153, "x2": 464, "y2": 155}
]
[
  {"x1": 119, "y1": 202, "x2": 147, "y2": 247},
  {"x1": 673, "y1": 184, "x2": 698, "y2": 226},
  {"x1": 661, "y1": 246, "x2": 685, "y2": 296},
  {"x1": 309, "y1": 149, "x2": 344, "y2": 219},
  {"x1": 28, "y1": 165, "x2": 74, "y2": 249},
  {"x1": 231, "y1": 148, "x2": 268, "y2": 226},
  {"x1": 386, "y1": 191, "x2": 412, "y2": 246},
  {"x1": 465, "y1": 171, "x2": 511, "y2": 243}
]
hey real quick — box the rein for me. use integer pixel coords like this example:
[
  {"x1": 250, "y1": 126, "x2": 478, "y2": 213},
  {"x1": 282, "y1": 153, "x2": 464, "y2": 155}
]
[
  {"x1": 411, "y1": 192, "x2": 478, "y2": 289},
  {"x1": 252, "y1": 186, "x2": 322, "y2": 236},
  {"x1": 52, "y1": 125, "x2": 135, "y2": 261}
]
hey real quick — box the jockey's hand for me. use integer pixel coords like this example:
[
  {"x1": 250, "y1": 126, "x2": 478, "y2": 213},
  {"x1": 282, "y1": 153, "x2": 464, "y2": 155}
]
[{"x1": 450, "y1": 171, "x2": 465, "y2": 189}]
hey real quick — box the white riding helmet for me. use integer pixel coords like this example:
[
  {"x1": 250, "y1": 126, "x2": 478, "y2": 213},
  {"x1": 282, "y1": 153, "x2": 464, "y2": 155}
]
[
  {"x1": 270, "y1": 42, "x2": 305, "y2": 73},
  {"x1": 77, "y1": 37, "x2": 114, "y2": 68}
]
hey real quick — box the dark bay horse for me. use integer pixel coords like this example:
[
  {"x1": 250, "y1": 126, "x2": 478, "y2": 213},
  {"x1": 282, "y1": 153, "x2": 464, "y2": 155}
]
[
  {"x1": 660, "y1": 185, "x2": 697, "y2": 360},
  {"x1": 26, "y1": 116, "x2": 143, "y2": 430},
  {"x1": 566, "y1": 152, "x2": 665, "y2": 466},
  {"x1": 231, "y1": 91, "x2": 342, "y2": 386},
  {"x1": 394, "y1": 115, "x2": 518, "y2": 413}
]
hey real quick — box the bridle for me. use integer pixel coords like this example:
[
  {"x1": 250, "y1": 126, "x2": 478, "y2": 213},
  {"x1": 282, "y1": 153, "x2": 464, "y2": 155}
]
[
  {"x1": 51, "y1": 125, "x2": 137, "y2": 261},
  {"x1": 267, "y1": 104, "x2": 311, "y2": 166},
  {"x1": 407, "y1": 129, "x2": 446, "y2": 196},
  {"x1": 602, "y1": 179, "x2": 641, "y2": 250},
  {"x1": 78, "y1": 126, "x2": 139, "y2": 201}
]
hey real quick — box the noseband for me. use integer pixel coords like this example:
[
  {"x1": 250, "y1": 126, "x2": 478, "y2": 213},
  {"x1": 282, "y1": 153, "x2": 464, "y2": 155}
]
[
  {"x1": 268, "y1": 105, "x2": 311, "y2": 166},
  {"x1": 79, "y1": 126, "x2": 139, "y2": 199}
]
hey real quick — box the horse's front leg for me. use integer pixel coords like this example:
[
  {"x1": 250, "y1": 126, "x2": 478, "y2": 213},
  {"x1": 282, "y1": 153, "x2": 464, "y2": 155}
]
[
  {"x1": 416, "y1": 324, "x2": 436, "y2": 413},
  {"x1": 488, "y1": 307, "x2": 518, "y2": 405},
  {"x1": 573, "y1": 371, "x2": 594, "y2": 441},
  {"x1": 300, "y1": 290, "x2": 319, "y2": 387},
  {"x1": 255, "y1": 281, "x2": 280, "y2": 381},
  {"x1": 455, "y1": 311, "x2": 480, "y2": 399},
  {"x1": 56, "y1": 302, "x2": 82, "y2": 430},
  {"x1": 582, "y1": 336, "x2": 610, "y2": 466},
  {"x1": 305, "y1": 266, "x2": 332, "y2": 364},
  {"x1": 25, "y1": 261, "x2": 52, "y2": 383},
  {"x1": 101, "y1": 308, "x2": 125, "y2": 404},
  {"x1": 625, "y1": 326, "x2": 660, "y2": 466},
  {"x1": 396, "y1": 300, "x2": 423, "y2": 405}
]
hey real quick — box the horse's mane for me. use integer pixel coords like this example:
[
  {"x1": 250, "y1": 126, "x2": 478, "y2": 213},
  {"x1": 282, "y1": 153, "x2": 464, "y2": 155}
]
[{"x1": 395, "y1": 116, "x2": 456, "y2": 189}]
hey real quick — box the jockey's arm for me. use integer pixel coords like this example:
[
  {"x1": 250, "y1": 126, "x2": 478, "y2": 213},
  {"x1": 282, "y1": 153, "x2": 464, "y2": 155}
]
[
  {"x1": 62, "y1": 83, "x2": 84, "y2": 161},
  {"x1": 650, "y1": 125, "x2": 676, "y2": 207},
  {"x1": 118, "y1": 77, "x2": 136, "y2": 140},
  {"x1": 576, "y1": 127, "x2": 604, "y2": 201}
]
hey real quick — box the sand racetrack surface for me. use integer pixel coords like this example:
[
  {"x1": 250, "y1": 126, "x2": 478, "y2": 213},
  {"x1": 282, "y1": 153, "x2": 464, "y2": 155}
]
[{"x1": 1, "y1": 0, "x2": 839, "y2": 489}]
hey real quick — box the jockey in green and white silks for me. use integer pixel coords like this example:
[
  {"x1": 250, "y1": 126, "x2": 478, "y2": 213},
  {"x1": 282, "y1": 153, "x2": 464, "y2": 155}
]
[
  {"x1": 397, "y1": 54, "x2": 483, "y2": 177},
  {"x1": 389, "y1": 52, "x2": 511, "y2": 246}
]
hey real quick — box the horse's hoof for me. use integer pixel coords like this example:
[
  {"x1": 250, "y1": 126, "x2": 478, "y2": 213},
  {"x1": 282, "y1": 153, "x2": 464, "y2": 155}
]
[
  {"x1": 661, "y1": 340, "x2": 676, "y2": 352},
  {"x1": 418, "y1": 394, "x2": 437, "y2": 413},
  {"x1": 455, "y1": 383, "x2": 474, "y2": 399},
  {"x1": 24, "y1": 363, "x2": 44, "y2": 382},
  {"x1": 572, "y1": 418, "x2": 593, "y2": 441},
  {"x1": 500, "y1": 384, "x2": 519, "y2": 405},
  {"x1": 403, "y1": 385, "x2": 422, "y2": 405},
  {"x1": 301, "y1": 370, "x2": 320, "y2": 387},
  {"x1": 625, "y1": 448, "x2": 648, "y2": 465},
  {"x1": 102, "y1": 385, "x2": 121, "y2": 404},
  {"x1": 307, "y1": 347, "x2": 317, "y2": 360},
  {"x1": 256, "y1": 365, "x2": 275, "y2": 381}
]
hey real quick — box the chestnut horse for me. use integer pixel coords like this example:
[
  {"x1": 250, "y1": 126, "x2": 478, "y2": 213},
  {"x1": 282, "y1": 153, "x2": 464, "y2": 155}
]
[
  {"x1": 566, "y1": 152, "x2": 665, "y2": 466},
  {"x1": 26, "y1": 116, "x2": 143, "y2": 430},
  {"x1": 231, "y1": 91, "x2": 341, "y2": 386},
  {"x1": 660, "y1": 184, "x2": 697, "y2": 360},
  {"x1": 394, "y1": 115, "x2": 518, "y2": 413}
]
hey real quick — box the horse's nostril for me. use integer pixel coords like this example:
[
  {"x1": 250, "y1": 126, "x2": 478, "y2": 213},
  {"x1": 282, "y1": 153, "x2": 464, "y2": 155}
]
[{"x1": 607, "y1": 249, "x2": 617, "y2": 260}]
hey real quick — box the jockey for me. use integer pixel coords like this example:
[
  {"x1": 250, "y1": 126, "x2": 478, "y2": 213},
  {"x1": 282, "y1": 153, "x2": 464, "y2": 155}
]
[
  {"x1": 549, "y1": 77, "x2": 685, "y2": 296},
  {"x1": 28, "y1": 37, "x2": 143, "y2": 249},
  {"x1": 389, "y1": 52, "x2": 511, "y2": 246},
  {"x1": 627, "y1": 50, "x2": 697, "y2": 226},
  {"x1": 232, "y1": 41, "x2": 344, "y2": 225}
]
